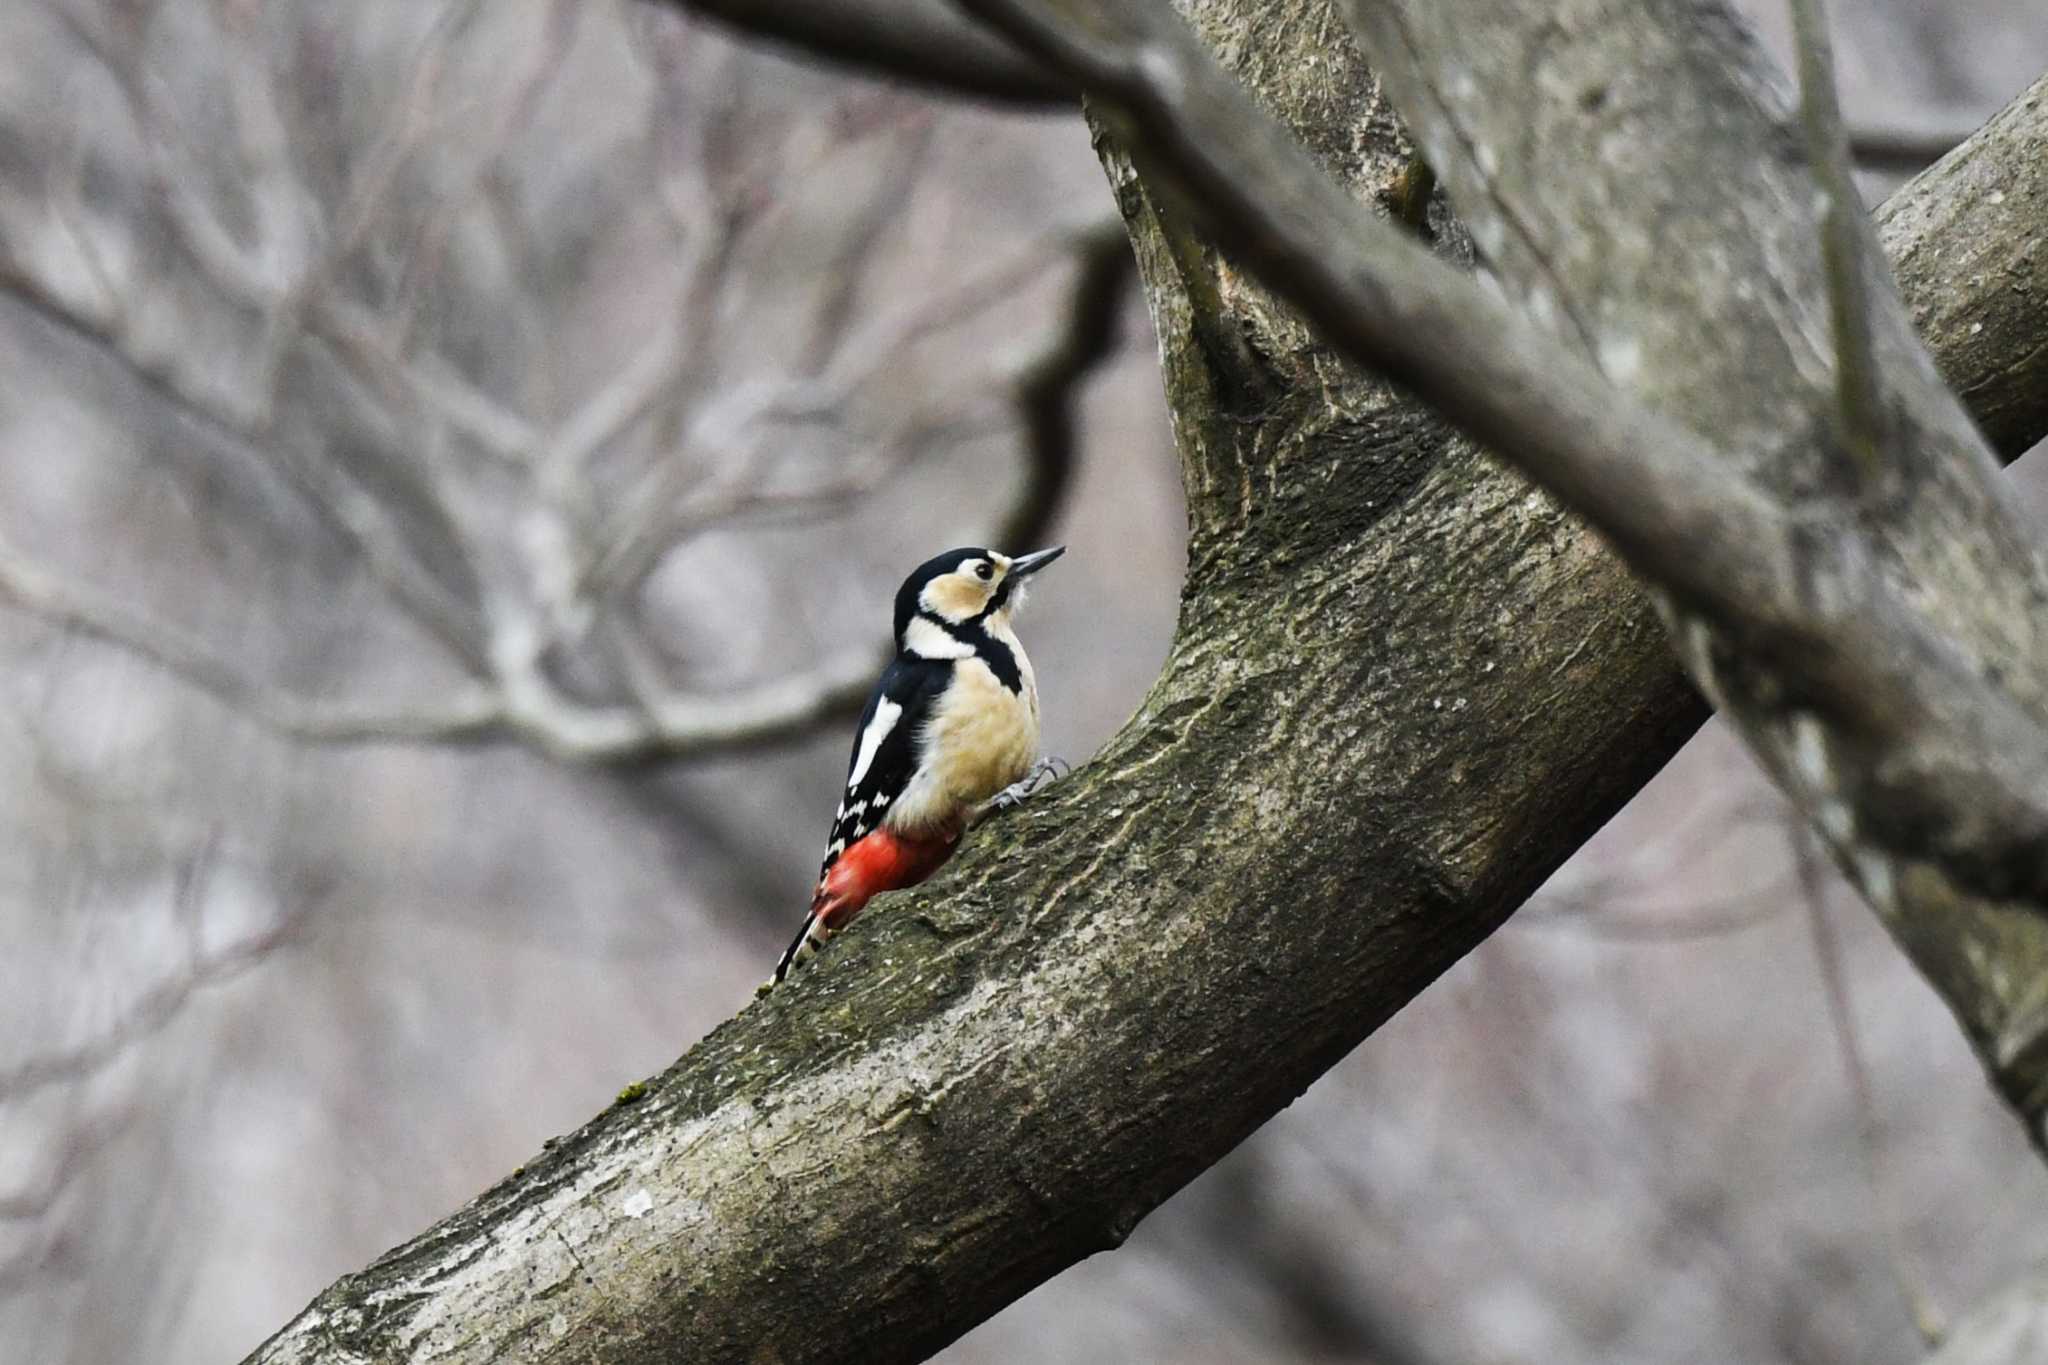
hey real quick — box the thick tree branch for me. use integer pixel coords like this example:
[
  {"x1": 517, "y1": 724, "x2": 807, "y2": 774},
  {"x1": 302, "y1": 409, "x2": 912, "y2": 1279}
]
[
  {"x1": 964, "y1": 2, "x2": 1792, "y2": 612},
  {"x1": 1329, "y1": 0, "x2": 2048, "y2": 1136},
  {"x1": 955, "y1": 0, "x2": 2048, "y2": 903},
  {"x1": 1878, "y1": 69, "x2": 2048, "y2": 464},
  {"x1": 243, "y1": 16, "x2": 2048, "y2": 1365},
  {"x1": 644, "y1": 0, "x2": 1996, "y2": 178}
]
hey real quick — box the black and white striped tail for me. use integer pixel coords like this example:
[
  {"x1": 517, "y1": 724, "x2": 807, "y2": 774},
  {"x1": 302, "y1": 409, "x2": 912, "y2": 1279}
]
[{"x1": 772, "y1": 911, "x2": 831, "y2": 985}]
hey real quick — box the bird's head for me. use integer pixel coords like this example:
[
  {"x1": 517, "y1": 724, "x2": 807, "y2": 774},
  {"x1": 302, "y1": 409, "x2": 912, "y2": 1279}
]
[{"x1": 893, "y1": 545, "x2": 1064, "y2": 650}]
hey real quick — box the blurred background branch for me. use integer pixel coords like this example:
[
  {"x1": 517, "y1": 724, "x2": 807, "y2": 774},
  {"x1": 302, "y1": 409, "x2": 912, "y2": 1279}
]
[
  {"x1": 0, "y1": 3, "x2": 1162, "y2": 1358},
  {"x1": 660, "y1": 0, "x2": 1072, "y2": 106},
  {"x1": 0, "y1": 3, "x2": 1132, "y2": 766}
]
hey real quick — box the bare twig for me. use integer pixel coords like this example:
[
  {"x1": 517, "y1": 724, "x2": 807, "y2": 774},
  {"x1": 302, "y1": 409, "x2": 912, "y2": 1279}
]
[
  {"x1": 997, "y1": 219, "x2": 1134, "y2": 552},
  {"x1": 47, "y1": 92, "x2": 123, "y2": 326},
  {"x1": 539, "y1": 302, "x2": 692, "y2": 491},
  {"x1": 642, "y1": 39, "x2": 760, "y2": 463},
  {"x1": 1518, "y1": 886, "x2": 1789, "y2": 943},
  {"x1": 0, "y1": 520, "x2": 894, "y2": 761},
  {"x1": 1848, "y1": 114, "x2": 1979, "y2": 174},
  {"x1": 1794, "y1": 825, "x2": 1947, "y2": 1346},
  {"x1": 0, "y1": 236, "x2": 498, "y2": 676},
  {"x1": 250, "y1": 0, "x2": 487, "y2": 404},
  {"x1": 799, "y1": 109, "x2": 941, "y2": 373},
  {"x1": 388, "y1": 0, "x2": 583, "y2": 351},
  {"x1": 0, "y1": 1098, "x2": 134, "y2": 1225},
  {"x1": 0, "y1": 846, "x2": 316, "y2": 1101},
  {"x1": 408, "y1": 352, "x2": 544, "y2": 463},
  {"x1": 648, "y1": 0, "x2": 1073, "y2": 107},
  {"x1": 0, "y1": 531, "x2": 505, "y2": 744},
  {"x1": 1787, "y1": 0, "x2": 1886, "y2": 477},
  {"x1": 46, "y1": 7, "x2": 500, "y2": 673},
  {"x1": 582, "y1": 224, "x2": 1090, "y2": 604}
]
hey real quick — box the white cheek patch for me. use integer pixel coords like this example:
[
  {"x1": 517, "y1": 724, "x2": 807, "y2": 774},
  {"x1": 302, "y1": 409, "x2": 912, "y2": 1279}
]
[{"x1": 849, "y1": 699, "x2": 902, "y2": 788}]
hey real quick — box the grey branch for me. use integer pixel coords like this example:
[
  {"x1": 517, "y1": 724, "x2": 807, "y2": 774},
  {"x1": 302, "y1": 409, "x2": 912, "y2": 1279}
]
[
  {"x1": 0, "y1": 217, "x2": 1103, "y2": 762},
  {"x1": 1787, "y1": 0, "x2": 1886, "y2": 476},
  {"x1": 0, "y1": 224, "x2": 1118, "y2": 764},
  {"x1": 579, "y1": 223, "x2": 1102, "y2": 605},
  {"x1": 1849, "y1": 111, "x2": 1986, "y2": 174},
  {"x1": 998, "y1": 219, "x2": 1134, "y2": 552},
  {"x1": 651, "y1": 0, "x2": 1071, "y2": 106}
]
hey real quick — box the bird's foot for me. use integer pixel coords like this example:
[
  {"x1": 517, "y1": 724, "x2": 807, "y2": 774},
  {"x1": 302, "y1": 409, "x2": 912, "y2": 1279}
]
[{"x1": 982, "y1": 757, "x2": 1070, "y2": 820}]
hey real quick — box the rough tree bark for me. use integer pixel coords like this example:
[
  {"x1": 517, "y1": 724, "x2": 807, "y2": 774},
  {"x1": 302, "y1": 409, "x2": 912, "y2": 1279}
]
[
  {"x1": 1878, "y1": 69, "x2": 2048, "y2": 466},
  {"x1": 244, "y1": 9, "x2": 2048, "y2": 1365},
  {"x1": 976, "y1": 0, "x2": 2048, "y2": 1146}
]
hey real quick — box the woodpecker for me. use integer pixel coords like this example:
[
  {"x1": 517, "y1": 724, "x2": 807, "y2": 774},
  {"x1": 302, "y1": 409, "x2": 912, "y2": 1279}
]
[{"x1": 771, "y1": 545, "x2": 1065, "y2": 985}]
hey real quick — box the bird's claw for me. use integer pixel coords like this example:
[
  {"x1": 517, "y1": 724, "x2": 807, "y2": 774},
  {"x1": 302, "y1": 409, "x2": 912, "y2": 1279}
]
[{"x1": 988, "y1": 757, "x2": 1070, "y2": 814}]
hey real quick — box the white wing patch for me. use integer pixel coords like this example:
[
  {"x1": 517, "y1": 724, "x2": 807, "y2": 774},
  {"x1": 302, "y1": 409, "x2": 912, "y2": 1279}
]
[{"x1": 848, "y1": 699, "x2": 902, "y2": 789}]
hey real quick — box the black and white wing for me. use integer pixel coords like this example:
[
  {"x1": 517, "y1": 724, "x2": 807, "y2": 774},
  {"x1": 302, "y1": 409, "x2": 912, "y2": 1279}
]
[{"x1": 816, "y1": 655, "x2": 947, "y2": 880}]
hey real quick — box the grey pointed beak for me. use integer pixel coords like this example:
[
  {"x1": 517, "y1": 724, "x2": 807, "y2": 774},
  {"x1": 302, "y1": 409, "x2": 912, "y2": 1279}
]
[{"x1": 1009, "y1": 545, "x2": 1066, "y2": 578}]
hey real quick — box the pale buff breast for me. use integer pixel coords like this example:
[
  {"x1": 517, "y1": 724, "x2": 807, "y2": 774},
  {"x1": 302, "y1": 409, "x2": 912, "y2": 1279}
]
[
  {"x1": 886, "y1": 645, "x2": 1040, "y2": 833},
  {"x1": 930, "y1": 655, "x2": 1039, "y2": 799}
]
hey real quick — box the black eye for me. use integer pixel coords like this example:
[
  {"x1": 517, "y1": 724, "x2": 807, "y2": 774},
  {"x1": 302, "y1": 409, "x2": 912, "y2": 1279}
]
[{"x1": 975, "y1": 562, "x2": 994, "y2": 580}]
